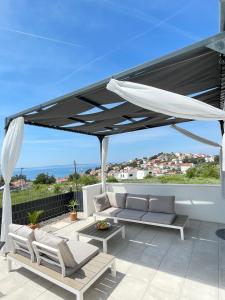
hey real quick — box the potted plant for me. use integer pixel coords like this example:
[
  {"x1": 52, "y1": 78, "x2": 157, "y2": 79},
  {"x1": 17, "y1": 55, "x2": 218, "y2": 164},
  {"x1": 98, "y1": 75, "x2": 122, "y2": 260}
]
[
  {"x1": 68, "y1": 199, "x2": 78, "y2": 221},
  {"x1": 27, "y1": 210, "x2": 44, "y2": 229}
]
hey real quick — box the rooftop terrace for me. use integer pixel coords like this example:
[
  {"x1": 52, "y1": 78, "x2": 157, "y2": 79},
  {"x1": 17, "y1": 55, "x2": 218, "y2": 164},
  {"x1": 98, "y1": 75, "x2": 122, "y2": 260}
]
[{"x1": 0, "y1": 213, "x2": 224, "y2": 300}]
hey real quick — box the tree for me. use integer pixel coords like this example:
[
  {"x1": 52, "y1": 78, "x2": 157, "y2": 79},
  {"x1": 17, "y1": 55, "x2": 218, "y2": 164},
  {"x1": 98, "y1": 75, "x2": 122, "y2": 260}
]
[
  {"x1": 0, "y1": 175, "x2": 4, "y2": 185},
  {"x1": 186, "y1": 164, "x2": 219, "y2": 179},
  {"x1": 68, "y1": 173, "x2": 80, "y2": 181},
  {"x1": 214, "y1": 155, "x2": 219, "y2": 164},
  {"x1": 85, "y1": 169, "x2": 92, "y2": 175},
  {"x1": 33, "y1": 173, "x2": 56, "y2": 184},
  {"x1": 182, "y1": 157, "x2": 205, "y2": 164}
]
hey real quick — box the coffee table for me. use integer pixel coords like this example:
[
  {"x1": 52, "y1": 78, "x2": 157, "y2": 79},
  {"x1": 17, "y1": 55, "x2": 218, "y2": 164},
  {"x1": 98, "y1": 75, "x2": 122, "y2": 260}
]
[{"x1": 75, "y1": 219, "x2": 125, "y2": 253}]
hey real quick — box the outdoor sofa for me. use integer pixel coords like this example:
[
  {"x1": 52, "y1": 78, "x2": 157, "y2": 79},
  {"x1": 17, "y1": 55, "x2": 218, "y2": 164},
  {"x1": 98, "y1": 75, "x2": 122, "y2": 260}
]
[
  {"x1": 7, "y1": 224, "x2": 116, "y2": 300},
  {"x1": 93, "y1": 192, "x2": 188, "y2": 240}
]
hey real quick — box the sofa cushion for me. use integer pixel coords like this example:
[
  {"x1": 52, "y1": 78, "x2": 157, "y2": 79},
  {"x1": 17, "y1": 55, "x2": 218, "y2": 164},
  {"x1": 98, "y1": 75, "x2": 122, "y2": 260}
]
[
  {"x1": 93, "y1": 193, "x2": 111, "y2": 212},
  {"x1": 107, "y1": 192, "x2": 126, "y2": 208},
  {"x1": 95, "y1": 207, "x2": 122, "y2": 218},
  {"x1": 117, "y1": 209, "x2": 146, "y2": 221},
  {"x1": 141, "y1": 212, "x2": 176, "y2": 225},
  {"x1": 149, "y1": 195, "x2": 175, "y2": 214},
  {"x1": 34, "y1": 229, "x2": 76, "y2": 268},
  {"x1": 126, "y1": 194, "x2": 149, "y2": 211}
]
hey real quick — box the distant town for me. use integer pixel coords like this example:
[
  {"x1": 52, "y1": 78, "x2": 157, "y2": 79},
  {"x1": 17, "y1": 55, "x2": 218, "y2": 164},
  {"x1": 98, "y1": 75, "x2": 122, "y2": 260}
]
[
  {"x1": 0, "y1": 152, "x2": 219, "y2": 192},
  {"x1": 88, "y1": 152, "x2": 219, "y2": 180}
]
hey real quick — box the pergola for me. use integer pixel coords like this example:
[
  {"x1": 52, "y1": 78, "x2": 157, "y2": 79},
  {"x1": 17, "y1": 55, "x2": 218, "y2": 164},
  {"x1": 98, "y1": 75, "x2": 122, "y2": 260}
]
[
  {"x1": 6, "y1": 31, "x2": 225, "y2": 137},
  {"x1": 2, "y1": 1, "x2": 225, "y2": 249}
]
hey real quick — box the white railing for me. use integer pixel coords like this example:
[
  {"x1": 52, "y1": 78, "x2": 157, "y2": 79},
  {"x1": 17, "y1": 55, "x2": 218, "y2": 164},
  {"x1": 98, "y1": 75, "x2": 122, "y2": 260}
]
[
  {"x1": 82, "y1": 183, "x2": 102, "y2": 218},
  {"x1": 83, "y1": 182, "x2": 225, "y2": 224}
]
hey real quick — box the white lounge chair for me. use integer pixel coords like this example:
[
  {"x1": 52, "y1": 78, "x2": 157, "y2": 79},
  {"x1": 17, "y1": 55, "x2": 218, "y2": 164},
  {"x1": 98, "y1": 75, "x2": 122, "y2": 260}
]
[{"x1": 8, "y1": 225, "x2": 116, "y2": 300}]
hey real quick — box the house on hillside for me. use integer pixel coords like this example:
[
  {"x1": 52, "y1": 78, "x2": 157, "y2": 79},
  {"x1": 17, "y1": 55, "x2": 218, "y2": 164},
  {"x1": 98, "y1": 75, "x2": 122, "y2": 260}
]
[{"x1": 180, "y1": 163, "x2": 194, "y2": 174}]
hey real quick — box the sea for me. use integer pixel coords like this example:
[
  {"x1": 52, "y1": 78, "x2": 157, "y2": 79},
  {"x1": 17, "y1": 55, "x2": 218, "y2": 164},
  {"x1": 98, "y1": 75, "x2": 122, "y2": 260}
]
[{"x1": 12, "y1": 164, "x2": 100, "y2": 181}]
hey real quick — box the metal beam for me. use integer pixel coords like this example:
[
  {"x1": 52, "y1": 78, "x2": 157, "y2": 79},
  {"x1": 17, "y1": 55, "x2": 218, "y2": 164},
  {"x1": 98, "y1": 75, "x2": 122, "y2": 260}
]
[
  {"x1": 220, "y1": 0, "x2": 225, "y2": 31},
  {"x1": 68, "y1": 117, "x2": 88, "y2": 124},
  {"x1": 24, "y1": 121, "x2": 99, "y2": 137},
  {"x1": 78, "y1": 96, "x2": 107, "y2": 111},
  {"x1": 104, "y1": 118, "x2": 191, "y2": 136}
]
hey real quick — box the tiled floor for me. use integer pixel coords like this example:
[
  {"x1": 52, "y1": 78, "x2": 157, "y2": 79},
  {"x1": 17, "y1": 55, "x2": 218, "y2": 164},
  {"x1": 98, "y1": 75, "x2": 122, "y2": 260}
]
[{"x1": 0, "y1": 214, "x2": 225, "y2": 300}]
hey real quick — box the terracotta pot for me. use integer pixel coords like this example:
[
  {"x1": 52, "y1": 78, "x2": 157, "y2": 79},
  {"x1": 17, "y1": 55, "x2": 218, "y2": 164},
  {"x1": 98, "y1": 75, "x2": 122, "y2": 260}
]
[
  {"x1": 69, "y1": 211, "x2": 77, "y2": 221},
  {"x1": 28, "y1": 223, "x2": 39, "y2": 230}
]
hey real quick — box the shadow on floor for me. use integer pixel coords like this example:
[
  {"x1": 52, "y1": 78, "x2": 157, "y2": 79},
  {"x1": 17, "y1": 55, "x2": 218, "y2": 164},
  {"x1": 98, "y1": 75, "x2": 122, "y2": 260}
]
[{"x1": 12, "y1": 266, "x2": 125, "y2": 300}]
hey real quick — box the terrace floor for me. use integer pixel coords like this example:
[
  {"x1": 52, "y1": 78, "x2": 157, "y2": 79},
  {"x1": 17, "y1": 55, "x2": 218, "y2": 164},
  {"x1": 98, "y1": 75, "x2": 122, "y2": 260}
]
[{"x1": 0, "y1": 214, "x2": 225, "y2": 300}]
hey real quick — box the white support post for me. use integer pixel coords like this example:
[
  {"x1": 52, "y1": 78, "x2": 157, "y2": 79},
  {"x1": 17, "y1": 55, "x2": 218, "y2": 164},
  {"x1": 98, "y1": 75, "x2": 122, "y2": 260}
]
[
  {"x1": 103, "y1": 240, "x2": 107, "y2": 253},
  {"x1": 77, "y1": 292, "x2": 84, "y2": 300},
  {"x1": 122, "y1": 226, "x2": 125, "y2": 239},
  {"x1": 111, "y1": 260, "x2": 116, "y2": 277},
  {"x1": 180, "y1": 228, "x2": 184, "y2": 240},
  {"x1": 7, "y1": 258, "x2": 12, "y2": 272},
  {"x1": 98, "y1": 136, "x2": 109, "y2": 193}
]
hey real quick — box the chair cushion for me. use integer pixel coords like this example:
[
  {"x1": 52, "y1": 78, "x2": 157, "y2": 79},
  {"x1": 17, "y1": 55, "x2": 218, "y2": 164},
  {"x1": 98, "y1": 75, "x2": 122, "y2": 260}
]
[
  {"x1": 40, "y1": 241, "x2": 99, "y2": 276},
  {"x1": 9, "y1": 224, "x2": 35, "y2": 256},
  {"x1": 95, "y1": 207, "x2": 122, "y2": 217},
  {"x1": 9, "y1": 224, "x2": 35, "y2": 243},
  {"x1": 126, "y1": 194, "x2": 149, "y2": 211},
  {"x1": 117, "y1": 209, "x2": 146, "y2": 221},
  {"x1": 107, "y1": 192, "x2": 126, "y2": 208},
  {"x1": 141, "y1": 212, "x2": 176, "y2": 225},
  {"x1": 34, "y1": 229, "x2": 76, "y2": 268},
  {"x1": 67, "y1": 241, "x2": 99, "y2": 266},
  {"x1": 149, "y1": 195, "x2": 175, "y2": 214},
  {"x1": 93, "y1": 193, "x2": 111, "y2": 212}
]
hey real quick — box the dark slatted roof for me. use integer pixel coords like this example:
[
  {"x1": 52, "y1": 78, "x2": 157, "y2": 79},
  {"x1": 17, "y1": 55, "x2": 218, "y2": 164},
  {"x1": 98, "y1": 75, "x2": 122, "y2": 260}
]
[{"x1": 7, "y1": 32, "x2": 225, "y2": 137}]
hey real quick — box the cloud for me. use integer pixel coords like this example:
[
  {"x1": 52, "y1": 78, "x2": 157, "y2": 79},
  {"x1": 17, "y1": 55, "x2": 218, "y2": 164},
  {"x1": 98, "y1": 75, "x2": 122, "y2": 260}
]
[
  {"x1": 0, "y1": 26, "x2": 82, "y2": 48},
  {"x1": 102, "y1": 0, "x2": 199, "y2": 41},
  {"x1": 55, "y1": 0, "x2": 198, "y2": 84},
  {"x1": 24, "y1": 138, "x2": 96, "y2": 148},
  {"x1": 110, "y1": 128, "x2": 172, "y2": 144}
]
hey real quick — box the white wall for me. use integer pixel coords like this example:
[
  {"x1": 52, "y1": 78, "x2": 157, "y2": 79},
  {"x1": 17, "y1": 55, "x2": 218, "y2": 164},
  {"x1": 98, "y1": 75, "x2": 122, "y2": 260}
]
[
  {"x1": 82, "y1": 183, "x2": 102, "y2": 218},
  {"x1": 107, "y1": 183, "x2": 225, "y2": 224}
]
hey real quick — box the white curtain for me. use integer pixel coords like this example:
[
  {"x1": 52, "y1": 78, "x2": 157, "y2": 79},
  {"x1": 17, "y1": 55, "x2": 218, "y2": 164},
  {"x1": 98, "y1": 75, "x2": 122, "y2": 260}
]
[
  {"x1": 0, "y1": 117, "x2": 24, "y2": 252},
  {"x1": 107, "y1": 79, "x2": 225, "y2": 170},
  {"x1": 170, "y1": 124, "x2": 225, "y2": 196},
  {"x1": 101, "y1": 137, "x2": 109, "y2": 193},
  {"x1": 171, "y1": 124, "x2": 221, "y2": 148}
]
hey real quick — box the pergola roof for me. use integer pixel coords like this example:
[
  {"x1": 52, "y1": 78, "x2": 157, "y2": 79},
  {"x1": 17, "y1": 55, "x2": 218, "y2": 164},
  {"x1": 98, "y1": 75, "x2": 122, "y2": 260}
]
[{"x1": 7, "y1": 32, "x2": 225, "y2": 138}]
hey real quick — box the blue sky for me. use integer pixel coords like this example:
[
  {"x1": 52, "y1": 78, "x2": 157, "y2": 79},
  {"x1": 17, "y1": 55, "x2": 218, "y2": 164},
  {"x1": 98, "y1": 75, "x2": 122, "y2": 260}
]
[{"x1": 0, "y1": 0, "x2": 222, "y2": 168}]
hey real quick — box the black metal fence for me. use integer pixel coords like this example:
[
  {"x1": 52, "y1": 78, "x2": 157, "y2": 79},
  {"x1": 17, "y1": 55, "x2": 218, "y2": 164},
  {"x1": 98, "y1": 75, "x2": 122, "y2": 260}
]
[{"x1": 0, "y1": 191, "x2": 83, "y2": 230}]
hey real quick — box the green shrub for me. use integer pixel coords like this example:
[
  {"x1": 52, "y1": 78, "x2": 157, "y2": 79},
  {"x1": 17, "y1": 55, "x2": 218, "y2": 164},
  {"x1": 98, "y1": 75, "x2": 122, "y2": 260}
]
[
  {"x1": 68, "y1": 199, "x2": 79, "y2": 212},
  {"x1": 78, "y1": 175, "x2": 99, "y2": 185},
  {"x1": 186, "y1": 164, "x2": 219, "y2": 179},
  {"x1": 53, "y1": 184, "x2": 61, "y2": 194},
  {"x1": 27, "y1": 210, "x2": 44, "y2": 224},
  {"x1": 107, "y1": 176, "x2": 118, "y2": 183},
  {"x1": 144, "y1": 174, "x2": 153, "y2": 179}
]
